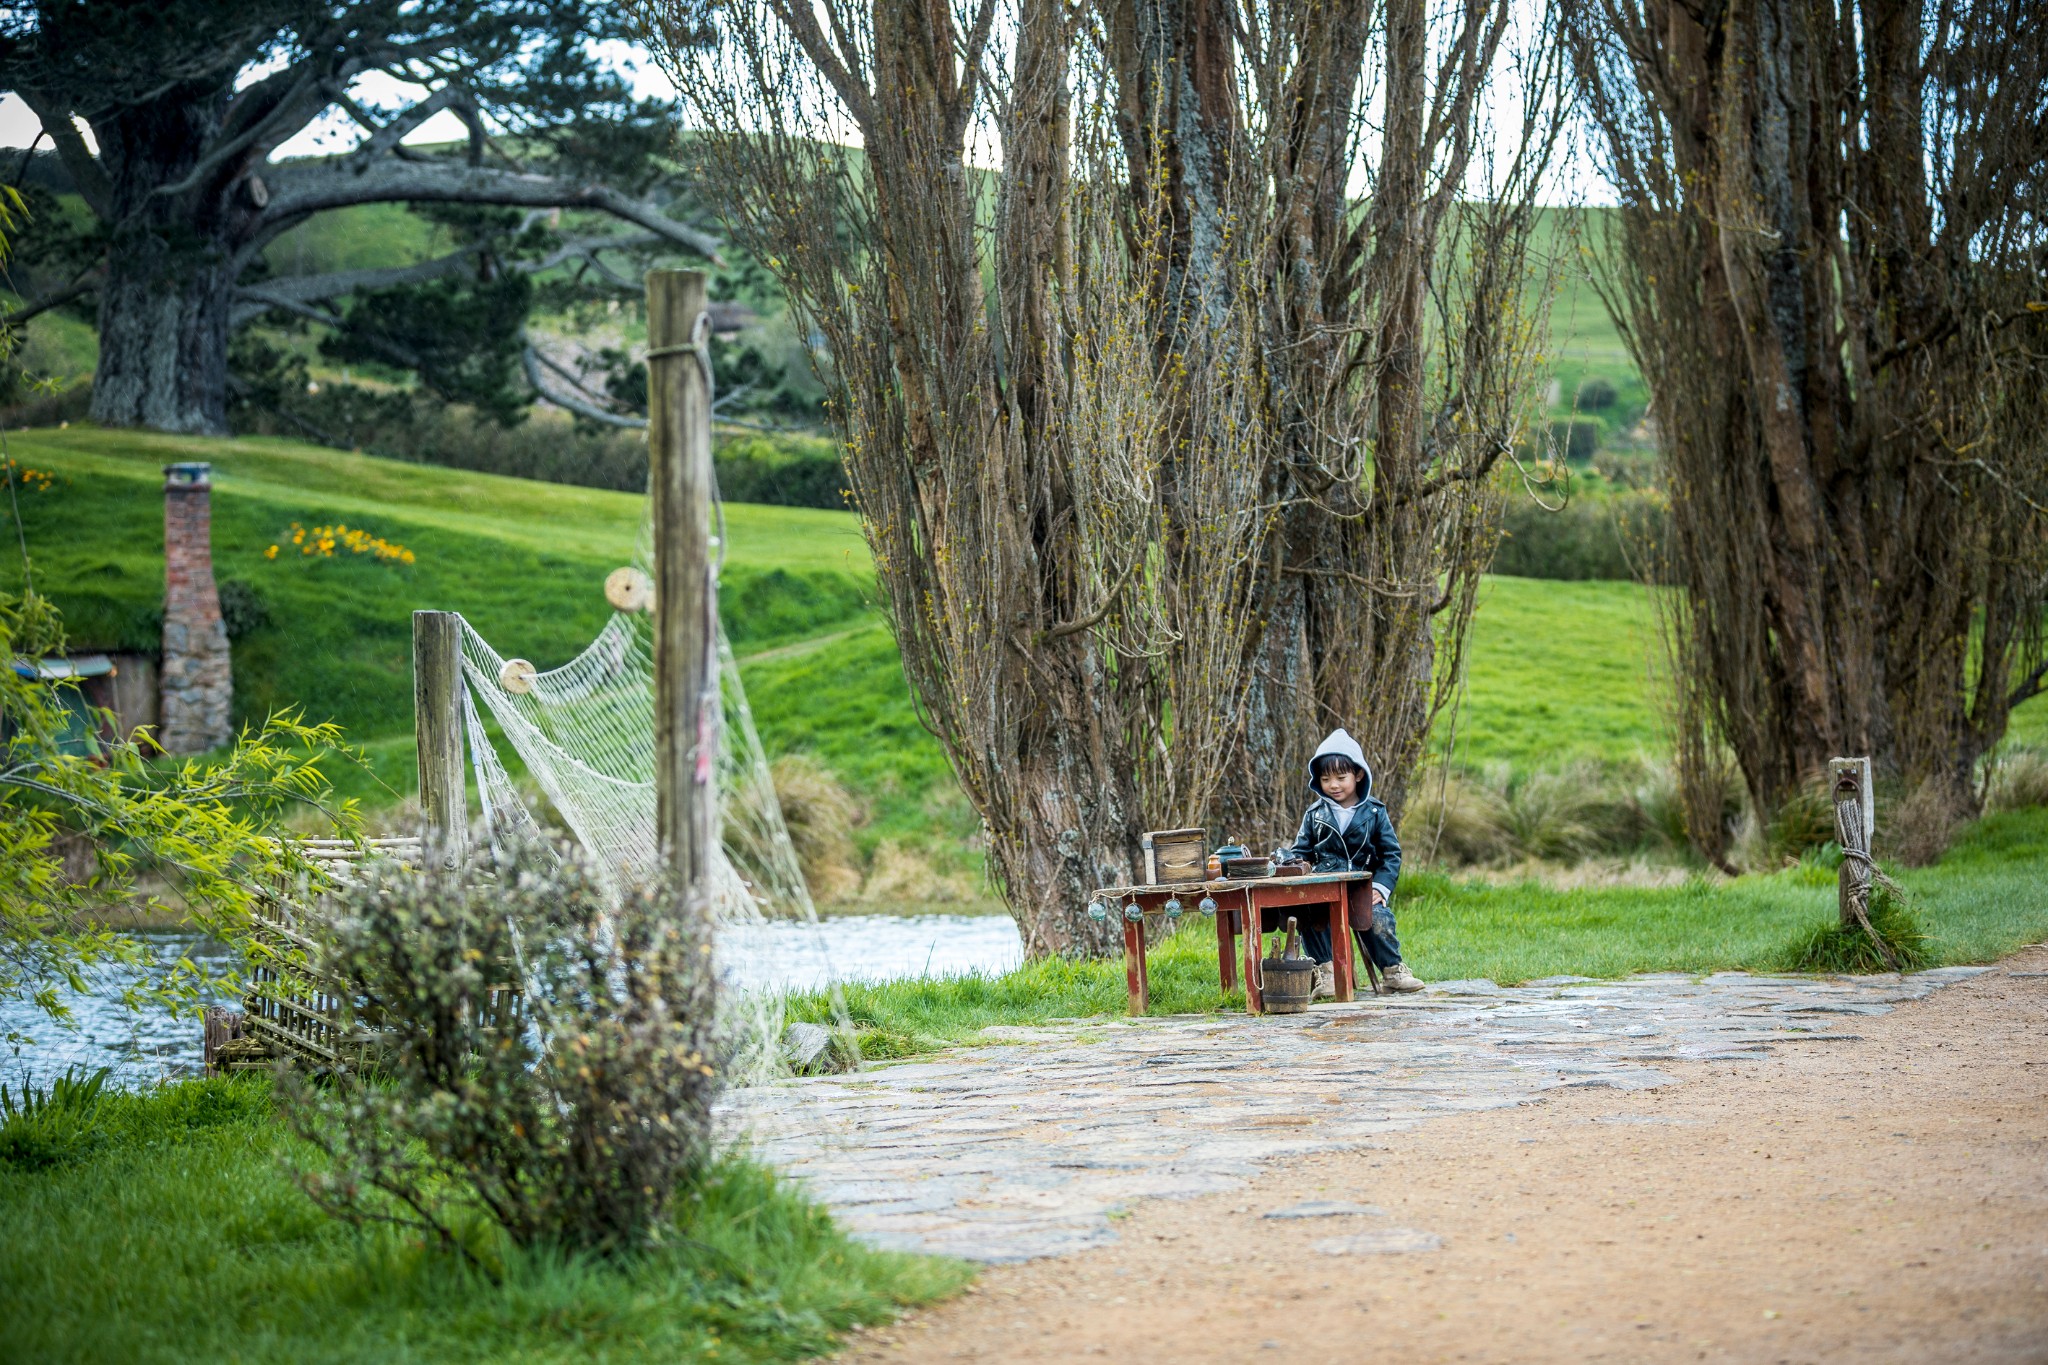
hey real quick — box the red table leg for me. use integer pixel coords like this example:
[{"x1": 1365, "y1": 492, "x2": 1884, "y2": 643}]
[
  {"x1": 1332, "y1": 884, "x2": 1361, "y2": 1002},
  {"x1": 1240, "y1": 891, "x2": 1264, "y2": 1014},
  {"x1": 1215, "y1": 905, "x2": 1237, "y2": 993},
  {"x1": 1124, "y1": 913, "x2": 1149, "y2": 1015}
]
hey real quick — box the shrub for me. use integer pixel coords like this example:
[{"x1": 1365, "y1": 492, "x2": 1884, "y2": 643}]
[
  {"x1": 215, "y1": 579, "x2": 271, "y2": 640},
  {"x1": 1575, "y1": 377, "x2": 1618, "y2": 410},
  {"x1": 715, "y1": 433, "x2": 849, "y2": 511},
  {"x1": 1403, "y1": 761, "x2": 1678, "y2": 868},
  {"x1": 233, "y1": 383, "x2": 653, "y2": 492},
  {"x1": 1402, "y1": 769, "x2": 1511, "y2": 866},
  {"x1": 1764, "y1": 778, "x2": 1838, "y2": 864},
  {"x1": 285, "y1": 839, "x2": 722, "y2": 1263},
  {"x1": 1546, "y1": 418, "x2": 1600, "y2": 462},
  {"x1": 1879, "y1": 778, "x2": 1965, "y2": 867},
  {"x1": 1491, "y1": 489, "x2": 1671, "y2": 582},
  {"x1": 1496, "y1": 762, "x2": 1623, "y2": 862}
]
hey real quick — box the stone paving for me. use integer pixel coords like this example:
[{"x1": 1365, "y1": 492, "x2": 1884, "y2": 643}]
[{"x1": 730, "y1": 968, "x2": 1989, "y2": 1263}]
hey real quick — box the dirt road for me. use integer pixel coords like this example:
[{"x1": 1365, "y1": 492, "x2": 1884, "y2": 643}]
[{"x1": 840, "y1": 947, "x2": 2048, "y2": 1363}]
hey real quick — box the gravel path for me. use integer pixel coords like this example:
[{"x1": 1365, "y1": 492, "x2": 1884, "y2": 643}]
[
  {"x1": 787, "y1": 948, "x2": 2048, "y2": 1363},
  {"x1": 734, "y1": 966, "x2": 1989, "y2": 1264}
]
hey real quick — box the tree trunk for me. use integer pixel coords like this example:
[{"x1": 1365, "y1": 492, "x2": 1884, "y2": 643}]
[
  {"x1": 84, "y1": 82, "x2": 244, "y2": 436},
  {"x1": 92, "y1": 234, "x2": 237, "y2": 435}
]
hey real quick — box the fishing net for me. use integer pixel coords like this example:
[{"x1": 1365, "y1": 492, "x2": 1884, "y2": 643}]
[{"x1": 450, "y1": 555, "x2": 860, "y2": 1082}]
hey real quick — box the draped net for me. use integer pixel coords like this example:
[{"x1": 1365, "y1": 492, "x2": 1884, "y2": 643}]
[{"x1": 451, "y1": 587, "x2": 855, "y2": 1081}]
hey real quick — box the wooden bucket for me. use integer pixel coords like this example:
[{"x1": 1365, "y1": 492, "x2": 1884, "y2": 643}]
[{"x1": 1259, "y1": 915, "x2": 1316, "y2": 1014}]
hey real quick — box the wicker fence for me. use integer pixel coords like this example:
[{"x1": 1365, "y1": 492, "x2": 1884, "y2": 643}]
[{"x1": 206, "y1": 836, "x2": 531, "y2": 1074}]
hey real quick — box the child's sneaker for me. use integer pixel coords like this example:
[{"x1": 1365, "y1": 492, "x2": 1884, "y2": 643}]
[
  {"x1": 1312, "y1": 963, "x2": 1335, "y2": 999},
  {"x1": 1381, "y1": 962, "x2": 1425, "y2": 992}
]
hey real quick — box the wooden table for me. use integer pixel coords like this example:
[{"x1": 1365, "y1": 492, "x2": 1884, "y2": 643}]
[{"x1": 1092, "y1": 872, "x2": 1382, "y2": 1015}]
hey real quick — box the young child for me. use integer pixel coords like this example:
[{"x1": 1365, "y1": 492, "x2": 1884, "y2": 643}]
[{"x1": 1274, "y1": 728, "x2": 1423, "y2": 995}]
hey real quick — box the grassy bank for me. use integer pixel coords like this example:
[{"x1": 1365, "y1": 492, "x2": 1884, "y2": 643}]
[
  {"x1": 0, "y1": 1076, "x2": 967, "y2": 1364},
  {"x1": 790, "y1": 807, "x2": 2048, "y2": 1051}
]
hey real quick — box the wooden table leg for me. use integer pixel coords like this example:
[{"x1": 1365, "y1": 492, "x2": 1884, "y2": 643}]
[
  {"x1": 1241, "y1": 891, "x2": 1265, "y2": 1014},
  {"x1": 1332, "y1": 885, "x2": 1359, "y2": 1003},
  {"x1": 1216, "y1": 905, "x2": 1237, "y2": 993},
  {"x1": 1124, "y1": 912, "x2": 1149, "y2": 1015}
]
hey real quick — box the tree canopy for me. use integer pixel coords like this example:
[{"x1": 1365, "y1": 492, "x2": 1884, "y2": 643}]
[{"x1": 0, "y1": 0, "x2": 718, "y2": 433}]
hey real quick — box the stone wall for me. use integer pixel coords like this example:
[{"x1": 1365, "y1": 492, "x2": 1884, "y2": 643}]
[{"x1": 159, "y1": 462, "x2": 232, "y2": 753}]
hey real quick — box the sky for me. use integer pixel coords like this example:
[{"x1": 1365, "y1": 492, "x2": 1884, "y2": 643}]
[{"x1": 0, "y1": 31, "x2": 1612, "y2": 204}]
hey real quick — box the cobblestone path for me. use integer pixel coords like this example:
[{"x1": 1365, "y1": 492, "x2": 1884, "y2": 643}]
[{"x1": 732, "y1": 968, "x2": 1987, "y2": 1263}]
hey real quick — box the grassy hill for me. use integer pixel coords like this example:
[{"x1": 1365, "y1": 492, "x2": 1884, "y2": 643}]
[{"x1": 5, "y1": 425, "x2": 2040, "y2": 896}]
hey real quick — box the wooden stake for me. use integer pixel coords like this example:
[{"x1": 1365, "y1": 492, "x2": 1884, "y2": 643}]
[
  {"x1": 1829, "y1": 756, "x2": 1873, "y2": 931},
  {"x1": 412, "y1": 609, "x2": 467, "y2": 865},
  {"x1": 647, "y1": 268, "x2": 717, "y2": 885}
]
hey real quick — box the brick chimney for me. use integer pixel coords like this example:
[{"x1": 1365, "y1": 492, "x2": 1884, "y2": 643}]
[{"x1": 160, "y1": 462, "x2": 232, "y2": 753}]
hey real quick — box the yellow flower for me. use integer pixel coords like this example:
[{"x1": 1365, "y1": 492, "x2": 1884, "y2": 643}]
[{"x1": 264, "y1": 545, "x2": 279, "y2": 559}]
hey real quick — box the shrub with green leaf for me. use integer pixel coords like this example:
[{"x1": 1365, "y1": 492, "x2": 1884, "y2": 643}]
[
  {"x1": 0, "y1": 591, "x2": 360, "y2": 1030},
  {"x1": 285, "y1": 840, "x2": 722, "y2": 1264}
]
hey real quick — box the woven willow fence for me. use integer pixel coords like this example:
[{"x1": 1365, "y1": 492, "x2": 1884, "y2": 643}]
[{"x1": 206, "y1": 837, "x2": 521, "y2": 1074}]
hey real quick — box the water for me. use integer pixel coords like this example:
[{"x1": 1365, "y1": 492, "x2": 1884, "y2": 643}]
[
  {"x1": 720, "y1": 913, "x2": 1023, "y2": 994},
  {"x1": 1, "y1": 934, "x2": 239, "y2": 1093},
  {"x1": 0, "y1": 915, "x2": 1022, "y2": 1092}
]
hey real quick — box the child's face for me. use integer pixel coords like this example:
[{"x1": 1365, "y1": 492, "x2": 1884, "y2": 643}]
[{"x1": 1318, "y1": 765, "x2": 1360, "y2": 804}]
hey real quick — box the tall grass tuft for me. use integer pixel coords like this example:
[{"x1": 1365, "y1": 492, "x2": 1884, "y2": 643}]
[
  {"x1": 1782, "y1": 880, "x2": 1931, "y2": 974},
  {"x1": 1404, "y1": 759, "x2": 1712, "y2": 870},
  {"x1": 0, "y1": 1066, "x2": 111, "y2": 1172},
  {"x1": 1986, "y1": 748, "x2": 2048, "y2": 813},
  {"x1": 1880, "y1": 778, "x2": 1965, "y2": 867},
  {"x1": 771, "y1": 754, "x2": 864, "y2": 902},
  {"x1": 1765, "y1": 778, "x2": 1838, "y2": 864}
]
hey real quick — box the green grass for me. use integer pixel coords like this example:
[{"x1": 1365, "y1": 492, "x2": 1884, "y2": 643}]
[
  {"x1": 0, "y1": 1076, "x2": 968, "y2": 1364},
  {"x1": 1452, "y1": 574, "x2": 1665, "y2": 767},
  {"x1": 3, "y1": 423, "x2": 2039, "y2": 869},
  {"x1": 786, "y1": 806, "x2": 2048, "y2": 1046},
  {"x1": 0, "y1": 426, "x2": 870, "y2": 739}
]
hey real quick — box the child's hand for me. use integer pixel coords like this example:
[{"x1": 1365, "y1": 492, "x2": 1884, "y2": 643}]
[{"x1": 1370, "y1": 883, "x2": 1388, "y2": 907}]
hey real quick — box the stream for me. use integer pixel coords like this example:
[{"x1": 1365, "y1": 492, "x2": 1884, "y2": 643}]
[{"x1": 0, "y1": 915, "x2": 1024, "y2": 1093}]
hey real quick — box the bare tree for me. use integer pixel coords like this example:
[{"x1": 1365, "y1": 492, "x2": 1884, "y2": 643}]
[
  {"x1": 639, "y1": 0, "x2": 1562, "y2": 953},
  {"x1": 1563, "y1": 0, "x2": 2048, "y2": 836}
]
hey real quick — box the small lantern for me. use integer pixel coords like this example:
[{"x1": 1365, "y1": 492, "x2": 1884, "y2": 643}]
[
  {"x1": 1087, "y1": 900, "x2": 1109, "y2": 922},
  {"x1": 1123, "y1": 902, "x2": 1144, "y2": 922},
  {"x1": 1198, "y1": 896, "x2": 1218, "y2": 916},
  {"x1": 1164, "y1": 897, "x2": 1182, "y2": 919}
]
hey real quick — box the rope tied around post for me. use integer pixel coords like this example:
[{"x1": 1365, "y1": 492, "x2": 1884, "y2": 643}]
[{"x1": 1831, "y1": 758, "x2": 1901, "y2": 971}]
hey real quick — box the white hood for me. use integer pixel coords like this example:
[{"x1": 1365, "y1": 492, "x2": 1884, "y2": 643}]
[{"x1": 1306, "y1": 728, "x2": 1373, "y2": 802}]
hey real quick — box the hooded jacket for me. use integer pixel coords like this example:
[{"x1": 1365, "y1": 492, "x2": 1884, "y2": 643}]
[{"x1": 1274, "y1": 728, "x2": 1401, "y2": 898}]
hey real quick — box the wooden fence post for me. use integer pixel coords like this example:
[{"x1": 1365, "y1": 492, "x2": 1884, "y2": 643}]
[
  {"x1": 412, "y1": 609, "x2": 467, "y2": 865},
  {"x1": 1829, "y1": 756, "x2": 1873, "y2": 931},
  {"x1": 647, "y1": 268, "x2": 718, "y2": 886}
]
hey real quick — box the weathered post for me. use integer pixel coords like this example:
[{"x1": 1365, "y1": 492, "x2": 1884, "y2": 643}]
[
  {"x1": 412, "y1": 609, "x2": 467, "y2": 865},
  {"x1": 1829, "y1": 756, "x2": 1874, "y2": 931},
  {"x1": 647, "y1": 268, "x2": 718, "y2": 885}
]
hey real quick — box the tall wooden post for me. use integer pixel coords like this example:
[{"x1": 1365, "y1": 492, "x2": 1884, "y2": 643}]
[
  {"x1": 647, "y1": 268, "x2": 718, "y2": 885},
  {"x1": 413, "y1": 610, "x2": 467, "y2": 865},
  {"x1": 1829, "y1": 756, "x2": 1874, "y2": 930}
]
